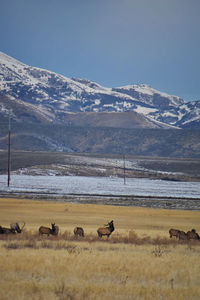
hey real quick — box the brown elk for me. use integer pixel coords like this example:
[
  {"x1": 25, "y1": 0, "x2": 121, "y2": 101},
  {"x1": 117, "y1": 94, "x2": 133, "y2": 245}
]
[
  {"x1": 39, "y1": 223, "x2": 57, "y2": 236},
  {"x1": 186, "y1": 229, "x2": 200, "y2": 240},
  {"x1": 169, "y1": 228, "x2": 180, "y2": 239},
  {"x1": 97, "y1": 220, "x2": 114, "y2": 238},
  {"x1": 10, "y1": 222, "x2": 26, "y2": 233},
  {"x1": 74, "y1": 227, "x2": 84, "y2": 237},
  {"x1": 178, "y1": 230, "x2": 188, "y2": 240},
  {"x1": 169, "y1": 228, "x2": 188, "y2": 240}
]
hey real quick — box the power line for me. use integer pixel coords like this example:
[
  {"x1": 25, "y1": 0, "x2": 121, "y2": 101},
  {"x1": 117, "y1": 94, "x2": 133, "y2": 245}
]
[
  {"x1": 7, "y1": 112, "x2": 11, "y2": 187},
  {"x1": 123, "y1": 154, "x2": 126, "y2": 185}
]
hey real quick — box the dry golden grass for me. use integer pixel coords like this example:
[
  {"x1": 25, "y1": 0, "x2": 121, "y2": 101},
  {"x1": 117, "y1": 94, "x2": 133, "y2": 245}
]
[{"x1": 0, "y1": 197, "x2": 200, "y2": 300}]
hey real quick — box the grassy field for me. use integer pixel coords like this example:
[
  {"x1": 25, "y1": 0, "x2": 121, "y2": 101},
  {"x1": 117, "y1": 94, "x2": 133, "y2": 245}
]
[{"x1": 0, "y1": 198, "x2": 200, "y2": 300}]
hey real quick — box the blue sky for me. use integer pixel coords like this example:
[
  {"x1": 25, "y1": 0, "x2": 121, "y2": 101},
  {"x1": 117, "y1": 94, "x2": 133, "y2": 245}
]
[{"x1": 1, "y1": 0, "x2": 200, "y2": 101}]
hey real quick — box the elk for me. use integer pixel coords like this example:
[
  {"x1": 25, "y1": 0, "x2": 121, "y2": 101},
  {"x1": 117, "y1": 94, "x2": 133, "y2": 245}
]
[
  {"x1": 187, "y1": 229, "x2": 200, "y2": 240},
  {"x1": 10, "y1": 222, "x2": 26, "y2": 233},
  {"x1": 51, "y1": 225, "x2": 59, "y2": 236},
  {"x1": 0, "y1": 225, "x2": 16, "y2": 234},
  {"x1": 178, "y1": 230, "x2": 188, "y2": 240},
  {"x1": 169, "y1": 228, "x2": 188, "y2": 240},
  {"x1": 169, "y1": 228, "x2": 180, "y2": 239},
  {"x1": 97, "y1": 220, "x2": 114, "y2": 238},
  {"x1": 39, "y1": 223, "x2": 57, "y2": 236},
  {"x1": 74, "y1": 227, "x2": 84, "y2": 237}
]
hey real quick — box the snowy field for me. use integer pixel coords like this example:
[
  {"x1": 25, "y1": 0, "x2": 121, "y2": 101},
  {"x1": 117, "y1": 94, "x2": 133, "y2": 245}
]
[{"x1": 0, "y1": 175, "x2": 200, "y2": 199}]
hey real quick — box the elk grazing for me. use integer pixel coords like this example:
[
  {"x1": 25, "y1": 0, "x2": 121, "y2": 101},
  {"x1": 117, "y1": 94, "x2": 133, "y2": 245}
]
[
  {"x1": 10, "y1": 222, "x2": 26, "y2": 233},
  {"x1": 39, "y1": 223, "x2": 57, "y2": 236},
  {"x1": 187, "y1": 229, "x2": 200, "y2": 240},
  {"x1": 97, "y1": 220, "x2": 114, "y2": 238},
  {"x1": 74, "y1": 227, "x2": 84, "y2": 237}
]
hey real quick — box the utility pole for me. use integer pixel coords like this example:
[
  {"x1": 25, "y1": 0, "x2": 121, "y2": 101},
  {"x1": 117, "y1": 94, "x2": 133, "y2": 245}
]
[
  {"x1": 7, "y1": 112, "x2": 11, "y2": 187},
  {"x1": 123, "y1": 154, "x2": 126, "y2": 185}
]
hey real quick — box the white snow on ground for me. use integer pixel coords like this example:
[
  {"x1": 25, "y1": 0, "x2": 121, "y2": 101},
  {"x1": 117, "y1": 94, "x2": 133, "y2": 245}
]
[
  {"x1": 66, "y1": 156, "x2": 150, "y2": 172},
  {"x1": 0, "y1": 175, "x2": 200, "y2": 199},
  {"x1": 183, "y1": 116, "x2": 200, "y2": 125},
  {"x1": 10, "y1": 156, "x2": 185, "y2": 177},
  {"x1": 115, "y1": 84, "x2": 182, "y2": 105},
  {"x1": 134, "y1": 106, "x2": 158, "y2": 115}
]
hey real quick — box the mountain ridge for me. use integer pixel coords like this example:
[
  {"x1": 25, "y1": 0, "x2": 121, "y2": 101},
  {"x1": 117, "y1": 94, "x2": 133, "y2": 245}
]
[
  {"x1": 0, "y1": 51, "x2": 200, "y2": 157},
  {"x1": 0, "y1": 51, "x2": 199, "y2": 129}
]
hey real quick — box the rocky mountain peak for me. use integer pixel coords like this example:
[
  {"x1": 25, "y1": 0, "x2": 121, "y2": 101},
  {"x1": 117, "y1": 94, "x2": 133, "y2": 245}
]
[{"x1": 0, "y1": 51, "x2": 199, "y2": 129}]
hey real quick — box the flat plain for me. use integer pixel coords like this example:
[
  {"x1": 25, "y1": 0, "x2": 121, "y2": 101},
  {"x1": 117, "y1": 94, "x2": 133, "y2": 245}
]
[
  {"x1": 1, "y1": 151, "x2": 200, "y2": 181},
  {"x1": 0, "y1": 197, "x2": 200, "y2": 300}
]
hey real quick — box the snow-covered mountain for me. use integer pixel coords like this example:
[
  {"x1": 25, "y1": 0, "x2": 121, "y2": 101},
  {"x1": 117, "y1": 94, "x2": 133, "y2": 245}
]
[{"x1": 0, "y1": 51, "x2": 199, "y2": 128}]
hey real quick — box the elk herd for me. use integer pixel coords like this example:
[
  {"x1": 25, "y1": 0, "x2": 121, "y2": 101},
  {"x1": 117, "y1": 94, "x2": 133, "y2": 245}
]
[
  {"x1": 0, "y1": 221, "x2": 200, "y2": 242},
  {"x1": 0, "y1": 220, "x2": 115, "y2": 239},
  {"x1": 169, "y1": 228, "x2": 200, "y2": 241}
]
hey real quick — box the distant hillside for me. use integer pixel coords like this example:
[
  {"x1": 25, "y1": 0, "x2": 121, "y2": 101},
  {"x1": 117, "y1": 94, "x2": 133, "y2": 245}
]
[
  {"x1": 0, "y1": 122, "x2": 199, "y2": 158},
  {"x1": 0, "y1": 95, "x2": 174, "y2": 129},
  {"x1": 44, "y1": 111, "x2": 175, "y2": 129},
  {"x1": 0, "y1": 95, "x2": 52, "y2": 124}
]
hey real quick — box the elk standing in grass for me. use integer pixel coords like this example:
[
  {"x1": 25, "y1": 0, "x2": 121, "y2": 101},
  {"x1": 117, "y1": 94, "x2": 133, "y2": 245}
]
[
  {"x1": 10, "y1": 222, "x2": 26, "y2": 233},
  {"x1": 178, "y1": 230, "x2": 188, "y2": 240},
  {"x1": 97, "y1": 220, "x2": 114, "y2": 238},
  {"x1": 169, "y1": 228, "x2": 188, "y2": 241},
  {"x1": 74, "y1": 227, "x2": 84, "y2": 237},
  {"x1": 187, "y1": 229, "x2": 200, "y2": 240},
  {"x1": 169, "y1": 228, "x2": 180, "y2": 239},
  {"x1": 39, "y1": 223, "x2": 57, "y2": 236},
  {"x1": 51, "y1": 225, "x2": 59, "y2": 236}
]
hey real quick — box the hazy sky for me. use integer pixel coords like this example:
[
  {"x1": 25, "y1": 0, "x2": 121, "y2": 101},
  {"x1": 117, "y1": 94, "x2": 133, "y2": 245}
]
[{"x1": 1, "y1": 0, "x2": 200, "y2": 101}]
